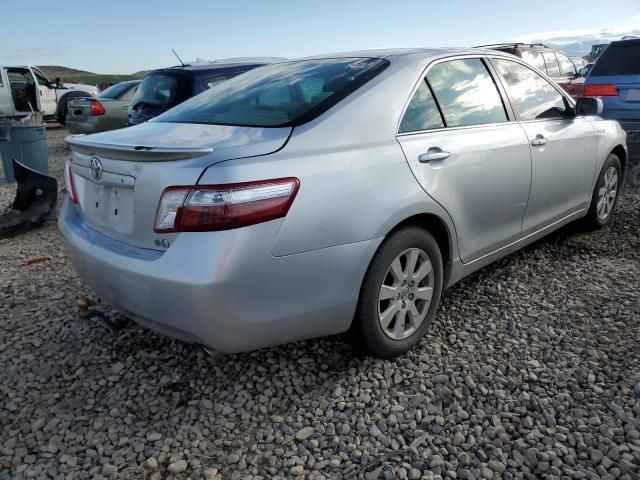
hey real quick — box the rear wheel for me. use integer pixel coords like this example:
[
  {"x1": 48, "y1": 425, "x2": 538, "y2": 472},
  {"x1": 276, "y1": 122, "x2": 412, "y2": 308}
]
[
  {"x1": 56, "y1": 103, "x2": 68, "y2": 126},
  {"x1": 584, "y1": 153, "x2": 622, "y2": 229},
  {"x1": 351, "y1": 227, "x2": 443, "y2": 358}
]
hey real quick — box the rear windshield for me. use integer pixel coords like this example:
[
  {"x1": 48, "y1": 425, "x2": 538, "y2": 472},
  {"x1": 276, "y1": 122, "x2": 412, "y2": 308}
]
[
  {"x1": 156, "y1": 58, "x2": 389, "y2": 127},
  {"x1": 99, "y1": 81, "x2": 138, "y2": 99},
  {"x1": 130, "y1": 72, "x2": 191, "y2": 109},
  {"x1": 591, "y1": 40, "x2": 640, "y2": 76}
]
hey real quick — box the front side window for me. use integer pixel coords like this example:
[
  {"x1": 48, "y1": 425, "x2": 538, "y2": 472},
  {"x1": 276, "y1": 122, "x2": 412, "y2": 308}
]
[
  {"x1": 542, "y1": 52, "x2": 561, "y2": 76},
  {"x1": 158, "y1": 58, "x2": 388, "y2": 127},
  {"x1": 399, "y1": 80, "x2": 444, "y2": 133},
  {"x1": 31, "y1": 68, "x2": 50, "y2": 86},
  {"x1": 493, "y1": 58, "x2": 568, "y2": 121},
  {"x1": 426, "y1": 58, "x2": 507, "y2": 128},
  {"x1": 556, "y1": 53, "x2": 577, "y2": 77}
]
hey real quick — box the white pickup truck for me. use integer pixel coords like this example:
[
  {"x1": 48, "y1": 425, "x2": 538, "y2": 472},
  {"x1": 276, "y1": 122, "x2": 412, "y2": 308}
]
[{"x1": 0, "y1": 65, "x2": 98, "y2": 123}]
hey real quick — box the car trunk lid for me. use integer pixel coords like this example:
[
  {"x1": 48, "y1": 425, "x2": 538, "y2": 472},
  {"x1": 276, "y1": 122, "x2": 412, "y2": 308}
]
[
  {"x1": 66, "y1": 122, "x2": 291, "y2": 249},
  {"x1": 67, "y1": 97, "x2": 93, "y2": 122}
]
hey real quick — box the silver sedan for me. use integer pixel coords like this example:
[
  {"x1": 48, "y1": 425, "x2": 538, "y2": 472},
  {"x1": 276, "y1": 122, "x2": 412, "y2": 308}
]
[{"x1": 59, "y1": 48, "x2": 627, "y2": 358}]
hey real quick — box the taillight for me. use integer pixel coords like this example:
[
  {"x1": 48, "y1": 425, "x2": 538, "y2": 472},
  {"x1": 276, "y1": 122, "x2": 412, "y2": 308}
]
[
  {"x1": 89, "y1": 100, "x2": 105, "y2": 116},
  {"x1": 64, "y1": 159, "x2": 79, "y2": 203},
  {"x1": 154, "y1": 178, "x2": 300, "y2": 233},
  {"x1": 584, "y1": 84, "x2": 618, "y2": 97}
]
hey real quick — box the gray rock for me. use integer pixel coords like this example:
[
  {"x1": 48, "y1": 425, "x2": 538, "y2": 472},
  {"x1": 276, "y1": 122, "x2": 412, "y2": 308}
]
[{"x1": 167, "y1": 460, "x2": 188, "y2": 473}]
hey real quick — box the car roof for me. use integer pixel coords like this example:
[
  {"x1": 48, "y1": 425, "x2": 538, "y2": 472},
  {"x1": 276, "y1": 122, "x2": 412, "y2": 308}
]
[
  {"x1": 159, "y1": 57, "x2": 286, "y2": 71},
  {"x1": 293, "y1": 47, "x2": 511, "y2": 62},
  {"x1": 611, "y1": 37, "x2": 640, "y2": 46},
  {"x1": 474, "y1": 43, "x2": 558, "y2": 54}
]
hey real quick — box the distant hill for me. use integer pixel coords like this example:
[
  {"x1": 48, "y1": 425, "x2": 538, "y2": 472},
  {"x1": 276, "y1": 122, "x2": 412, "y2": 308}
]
[{"x1": 37, "y1": 66, "x2": 144, "y2": 86}]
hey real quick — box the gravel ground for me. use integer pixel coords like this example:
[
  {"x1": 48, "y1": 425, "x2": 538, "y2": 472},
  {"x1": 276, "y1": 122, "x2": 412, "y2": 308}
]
[{"x1": 1, "y1": 127, "x2": 639, "y2": 480}]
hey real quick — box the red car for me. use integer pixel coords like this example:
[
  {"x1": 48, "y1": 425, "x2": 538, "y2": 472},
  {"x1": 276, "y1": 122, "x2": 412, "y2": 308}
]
[{"x1": 477, "y1": 43, "x2": 586, "y2": 98}]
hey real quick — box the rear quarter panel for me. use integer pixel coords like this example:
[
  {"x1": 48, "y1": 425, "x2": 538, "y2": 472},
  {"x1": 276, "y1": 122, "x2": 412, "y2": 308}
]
[{"x1": 198, "y1": 138, "x2": 458, "y2": 259}]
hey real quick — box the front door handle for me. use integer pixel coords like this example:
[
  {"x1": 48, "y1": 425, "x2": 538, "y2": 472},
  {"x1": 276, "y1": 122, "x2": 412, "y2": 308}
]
[
  {"x1": 531, "y1": 134, "x2": 548, "y2": 147},
  {"x1": 419, "y1": 147, "x2": 451, "y2": 163}
]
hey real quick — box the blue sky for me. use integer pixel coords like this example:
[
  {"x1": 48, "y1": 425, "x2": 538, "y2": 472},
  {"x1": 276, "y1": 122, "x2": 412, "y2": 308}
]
[{"x1": 2, "y1": 0, "x2": 639, "y2": 73}]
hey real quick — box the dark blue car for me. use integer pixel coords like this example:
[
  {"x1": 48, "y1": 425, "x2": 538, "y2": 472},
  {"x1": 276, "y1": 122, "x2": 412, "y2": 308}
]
[
  {"x1": 584, "y1": 39, "x2": 640, "y2": 185},
  {"x1": 128, "y1": 58, "x2": 282, "y2": 126}
]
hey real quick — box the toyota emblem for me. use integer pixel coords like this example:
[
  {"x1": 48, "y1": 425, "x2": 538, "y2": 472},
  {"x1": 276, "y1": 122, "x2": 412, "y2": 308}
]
[{"x1": 89, "y1": 156, "x2": 103, "y2": 181}]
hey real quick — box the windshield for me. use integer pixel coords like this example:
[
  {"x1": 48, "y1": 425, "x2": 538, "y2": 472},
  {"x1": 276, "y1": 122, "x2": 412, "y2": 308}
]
[
  {"x1": 100, "y1": 81, "x2": 138, "y2": 99},
  {"x1": 156, "y1": 58, "x2": 389, "y2": 127},
  {"x1": 591, "y1": 40, "x2": 640, "y2": 76},
  {"x1": 131, "y1": 72, "x2": 191, "y2": 108}
]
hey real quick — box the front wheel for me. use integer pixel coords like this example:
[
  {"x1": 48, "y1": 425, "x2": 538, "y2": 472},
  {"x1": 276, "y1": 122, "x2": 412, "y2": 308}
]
[
  {"x1": 584, "y1": 153, "x2": 622, "y2": 229},
  {"x1": 350, "y1": 227, "x2": 443, "y2": 358}
]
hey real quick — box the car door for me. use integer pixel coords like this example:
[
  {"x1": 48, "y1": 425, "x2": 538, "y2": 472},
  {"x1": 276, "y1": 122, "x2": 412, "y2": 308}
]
[
  {"x1": 490, "y1": 57, "x2": 597, "y2": 234},
  {"x1": 29, "y1": 67, "x2": 57, "y2": 116},
  {"x1": 0, "y1": 68, "x2": 16, "y2": 116},
  {"x1": 396, "y1": 57, "x2": 532, "y2": 263}
]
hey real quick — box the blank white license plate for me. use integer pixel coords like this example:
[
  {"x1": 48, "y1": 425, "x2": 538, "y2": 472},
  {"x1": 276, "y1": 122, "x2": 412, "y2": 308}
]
[
  {"x1": 80, "y1": 181, "x2": 135, "y2": 234},
  {"x1": 627, "y1": 89, "x2": 640, "y2": 101}
]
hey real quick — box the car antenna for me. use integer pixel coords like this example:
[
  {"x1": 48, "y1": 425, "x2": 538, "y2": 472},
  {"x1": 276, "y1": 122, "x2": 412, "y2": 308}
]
[{"x1": 172, "y1": 49, "x2": 186, "y2": 67}]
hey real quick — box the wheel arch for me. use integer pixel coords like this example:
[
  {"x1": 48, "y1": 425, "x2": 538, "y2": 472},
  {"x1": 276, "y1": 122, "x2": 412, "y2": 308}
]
[
  {"x1": 611, "y1": 144, "x2": 627, "y2": 177},
  {"x1": 384, "y1": 213, "x2": 454, "y2": 288}
]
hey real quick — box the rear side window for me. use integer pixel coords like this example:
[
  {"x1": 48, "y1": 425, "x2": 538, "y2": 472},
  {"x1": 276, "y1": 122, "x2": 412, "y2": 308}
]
[
  {"x1": 591, "y1": 40, "x2": 640, "y2": 75},
  {"x1": 521, "y1": 51, "x2": 546, "y2": 72},
  {"x1": 542, "y1": 52, "x2": 561, "y2": 76},
  {"x1": 426, "y1": 58, "x2": 507, "y2": 128},
  {"x1": 399, "y1": 81, "x2": 444, "y2": 133},
  {"x1": 493, "y1": 58, "x2": 568, "y2": 121},
  {"x1": 556, "y1": 53, "x2": 577, "y2": 77},
  {"x1": 157, "y1": 58, "x2": 389, "y2": 127}
]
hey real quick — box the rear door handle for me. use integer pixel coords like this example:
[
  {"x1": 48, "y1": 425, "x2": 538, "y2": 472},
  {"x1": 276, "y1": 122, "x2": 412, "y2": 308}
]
[
  {"x1": 531, "y1": 134, "x2": 548, "y2": 146},
  {"x1": 419, "y1": 147, "x2": 451, "y2": 163}
]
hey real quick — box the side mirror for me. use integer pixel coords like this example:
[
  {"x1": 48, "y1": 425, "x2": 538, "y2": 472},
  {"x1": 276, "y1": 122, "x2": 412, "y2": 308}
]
[{"x1": 576, "y1": 97, "x2": 603, "y2": 116}]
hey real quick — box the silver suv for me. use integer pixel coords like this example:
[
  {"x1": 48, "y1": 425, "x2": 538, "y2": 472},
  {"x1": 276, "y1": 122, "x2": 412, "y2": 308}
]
[{"x1": 60, "y1": 48, "x2": 627, "y2": 358}]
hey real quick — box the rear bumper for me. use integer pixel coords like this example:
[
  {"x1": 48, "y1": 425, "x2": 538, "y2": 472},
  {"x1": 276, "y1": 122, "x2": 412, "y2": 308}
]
[
  {"x1": 58, "y1": 198, "x2": 379, "y2": 353},
  {"x1": 618, "y1": 121, "x2": 640, "y2": 161},
  {"x1": 66, "y1": 119, "x2": 102, "y2": 135}
]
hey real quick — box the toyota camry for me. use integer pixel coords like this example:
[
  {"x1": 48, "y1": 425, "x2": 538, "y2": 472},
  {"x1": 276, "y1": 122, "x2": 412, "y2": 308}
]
[{"x1": 59, "y1": 48, "x2": 627, "y2": 358}]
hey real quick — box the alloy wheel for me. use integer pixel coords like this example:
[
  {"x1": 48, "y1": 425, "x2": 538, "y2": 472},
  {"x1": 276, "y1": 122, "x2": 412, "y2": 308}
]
[
  {"x1": 378, "y1": 248, "x2": 434, "y2": 340},
  {"x1": 597, "y1": 166, "x2": 618, "y2": 221}
]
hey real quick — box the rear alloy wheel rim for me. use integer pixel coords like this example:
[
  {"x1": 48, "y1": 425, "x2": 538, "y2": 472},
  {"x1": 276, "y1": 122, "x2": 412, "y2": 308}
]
[
  {"x1": 378, "y1": 248, "x2": 434, "y2": 340},
  {"x1": 597, "y1": 166, "x2": 618, "y2": 221}
]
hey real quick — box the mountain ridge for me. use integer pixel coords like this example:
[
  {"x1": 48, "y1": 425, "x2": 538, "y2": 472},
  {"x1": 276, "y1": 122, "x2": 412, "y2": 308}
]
[{"x1": 37, "y1": 66, "x2": 147, "y2": 85}]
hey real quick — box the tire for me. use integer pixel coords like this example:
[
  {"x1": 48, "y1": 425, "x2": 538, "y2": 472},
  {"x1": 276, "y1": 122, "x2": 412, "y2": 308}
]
[
  {"x1": 350, "y1": 226, "x2": 443, "y2": 358},
  {"x1": 56, "y1": 103, "x2": 68, "y2": 126},
  {"x1": 584, "y1": 153, "x2": 622, "y2": 229}
]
